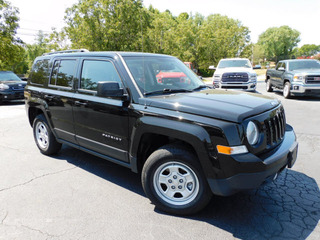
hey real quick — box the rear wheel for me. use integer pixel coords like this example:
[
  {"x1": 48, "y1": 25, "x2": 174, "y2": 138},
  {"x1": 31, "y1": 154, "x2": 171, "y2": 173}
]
[
  {"x1": 266, "y1": 79, "x2": 273, "y2": 92},
  {"x1": 142, "y1": 144, "x2": 212, "y2": 215},
  {"x1": 283, "y1": 82, "x2": 291, "y2": 99},
  {"x1": 33, "y1": 114, "x2": 62, "y2": 155}
]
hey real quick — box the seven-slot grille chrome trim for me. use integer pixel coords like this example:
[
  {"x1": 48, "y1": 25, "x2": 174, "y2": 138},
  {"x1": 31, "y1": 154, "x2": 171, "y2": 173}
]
[{"x1": 264, "y1": 108, "x2": 286, "y2": 147}]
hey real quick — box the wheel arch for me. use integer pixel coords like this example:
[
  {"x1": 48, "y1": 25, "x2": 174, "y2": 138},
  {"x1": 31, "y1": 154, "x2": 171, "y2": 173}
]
[{"x1": 129, "y1": 116, "x2": 214, "y2": 176}]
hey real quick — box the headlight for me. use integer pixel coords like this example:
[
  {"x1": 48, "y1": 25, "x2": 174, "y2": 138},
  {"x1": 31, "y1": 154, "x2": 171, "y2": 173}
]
[
  {"x1": 0, "y1": 83, "x2": 9, "y2": 91},
  {"x1": 246, "y1": 121, "x2": 259, "y2": 145},
  {"x1": 293, "y1": 75, "x2": 304, "y2": 82},
  {"x1": 250, "y1": 74, "x2": 257, "y2": 80}
]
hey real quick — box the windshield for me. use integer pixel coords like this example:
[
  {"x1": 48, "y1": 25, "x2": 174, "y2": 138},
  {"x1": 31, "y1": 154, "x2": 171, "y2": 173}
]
[
  {"x1": 288, "y1": 60, "x2": 320, "y2": 71},
  {"x1": 217, "y1": 59, "x2": 252, "y2": 69},
  {"x1": 123, "y1": 56, "x2": 205, "y2": 95},
  {"x1": 0, "y1": 71, "x2": 22, "y2": 81}
]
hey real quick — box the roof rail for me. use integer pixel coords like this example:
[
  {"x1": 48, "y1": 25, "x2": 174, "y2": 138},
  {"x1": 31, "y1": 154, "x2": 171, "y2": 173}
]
[{"x1": 43, "y1": 49, "x2": 89, "y2": 56}]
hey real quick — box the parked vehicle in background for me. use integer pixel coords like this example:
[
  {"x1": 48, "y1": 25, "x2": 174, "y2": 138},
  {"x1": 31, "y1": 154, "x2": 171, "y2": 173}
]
[
  {"x1": 25, "y1": 50, "x2": 298, "y2": 215},
  {"x1": 0, "y1": 71, "x2": 27, "y2": 104},
  {"x1": 210, "y1": 58, "x2": 257, "y2": 91},
  {"x1": 265, "y1": 59, "x2": 320, "y2": 98},
  {"x1": 253, "y1": 64, "x2": 262, "y2": 69},
  {"x1": 184, "y1": 62, "x2": 198, "y2": 74}
]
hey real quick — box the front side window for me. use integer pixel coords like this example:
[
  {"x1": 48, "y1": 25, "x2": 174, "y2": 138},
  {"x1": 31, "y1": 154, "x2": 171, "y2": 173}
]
[
  {"x1": 80, "y1": 60, "x2": 122, "y2": 91},
  {"x1": 276, "y1": 62, "x2": 283, "y2": 70},
  {"x1": 123, "y1": 56, "x2": 204, "y2": 95},
  {"x1": 50, "y1": 60, "x2": 76, "y2": 87}
]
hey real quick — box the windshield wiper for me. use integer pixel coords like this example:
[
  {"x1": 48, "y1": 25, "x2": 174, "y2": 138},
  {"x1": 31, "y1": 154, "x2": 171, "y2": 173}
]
[
  {"x1": 144, "y1": 88, "x2": 193, "y2": 96},
  {"x1": 192, "y1": 85, "x2": 209, "y2": 91}
]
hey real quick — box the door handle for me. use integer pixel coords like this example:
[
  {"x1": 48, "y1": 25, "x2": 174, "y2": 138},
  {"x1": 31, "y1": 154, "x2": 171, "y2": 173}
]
[{"x1": 74, "y1": 101, "x2": 88, "y2": 107}]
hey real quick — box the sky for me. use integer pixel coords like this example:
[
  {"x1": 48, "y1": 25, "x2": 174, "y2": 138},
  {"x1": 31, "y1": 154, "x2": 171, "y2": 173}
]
[{"x1": 9, "y1": 0, "x2": 320, "y2": 47}]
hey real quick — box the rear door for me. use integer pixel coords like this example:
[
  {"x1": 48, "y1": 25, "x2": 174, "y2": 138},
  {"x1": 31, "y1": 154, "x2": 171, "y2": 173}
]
[
  {"x1": 72, "y1": 58, "x2": 130, "y2": 162},
  {"x1": 45, "y1": 58, "x2": 78, "y2": 144}
]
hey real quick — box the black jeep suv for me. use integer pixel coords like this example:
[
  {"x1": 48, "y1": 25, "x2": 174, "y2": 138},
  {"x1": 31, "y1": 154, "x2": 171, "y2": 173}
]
[{"x1": 25, "y1": 50, "x2": 298, "y2": 215}]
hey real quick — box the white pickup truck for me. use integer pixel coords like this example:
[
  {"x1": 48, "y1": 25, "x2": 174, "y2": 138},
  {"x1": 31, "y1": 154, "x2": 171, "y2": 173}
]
[{"x1": 210, "y1": 58, "x2": 257, "y2": 91}]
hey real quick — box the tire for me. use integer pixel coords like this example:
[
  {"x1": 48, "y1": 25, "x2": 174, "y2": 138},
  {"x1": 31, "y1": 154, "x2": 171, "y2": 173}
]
[
  {"x1": 283, "y1": 82, "x2": 291, "y2": 99},
  {"x1": 266, "y1": 79, "x2": 273, "y2": 92},
  {"x1": 142, "y1": 144, "x2": 212, "y2": 215},
  {"x1": 33, "y1": 114, "x2": 62, "y2": 155}
]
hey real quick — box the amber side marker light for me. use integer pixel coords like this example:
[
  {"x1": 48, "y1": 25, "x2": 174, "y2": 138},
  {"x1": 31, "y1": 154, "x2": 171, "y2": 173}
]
[{"x1": 216, "y1": 145, "x2": 248, "y2": 155}]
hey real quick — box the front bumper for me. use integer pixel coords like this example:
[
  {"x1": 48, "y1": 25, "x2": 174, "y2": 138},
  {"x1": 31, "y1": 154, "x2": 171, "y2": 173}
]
[
  {"x1": 214, "y1": 80, "x2": 257, "y2": 91},
  {"x1": 207, "y1": 124, "x2": 298, "y2": 196},
  {"x1": 0, "y1": 90, "x2": 25, "y2": 101},
  {"x1": 290, "y1": 82, "x2": 320, "y2": 95}
]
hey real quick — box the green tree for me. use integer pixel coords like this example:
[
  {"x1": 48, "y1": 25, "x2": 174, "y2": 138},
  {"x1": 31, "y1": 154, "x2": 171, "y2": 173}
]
[
  {"x1": 252, "y1": 44, "x2": 265, "y2": 65},
  {"x1": 258, "y1": 26, "x2": 300, "y2": 62},
  {"x1": 0, "y1": 0, "x2": 25, "y2": 72},
  {"x1": 296, "y1": 44, "x2": 320, "y2": 57},
  {"x1": 196, "y1": 14, "x2": 251, "y2": 69},
  {"x1": 64, "y1": 0, "x2": 145, "y2": 51}
]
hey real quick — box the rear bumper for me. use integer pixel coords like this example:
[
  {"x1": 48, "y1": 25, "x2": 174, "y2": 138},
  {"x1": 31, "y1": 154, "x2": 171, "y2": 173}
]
[{"x1": 207, "y1": 125, "x2": 298, "y2": 196}]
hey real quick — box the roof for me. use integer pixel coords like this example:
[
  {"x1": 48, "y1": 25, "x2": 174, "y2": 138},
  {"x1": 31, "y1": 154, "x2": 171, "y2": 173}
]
[{"x1": 38, "y1": 51, "x2": 171, "y2": 59}]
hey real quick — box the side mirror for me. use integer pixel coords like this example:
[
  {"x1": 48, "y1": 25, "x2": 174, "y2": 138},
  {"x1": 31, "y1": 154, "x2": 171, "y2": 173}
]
[
  {"x1": 97, "y1": 82, "x2": 128, "y2": 100},
  {"x1": 278, "y1": 67, "x2": 285, "y2": 71},
  {"x1": 208, "y1": 65, "x2": 215, "y2": 70}
]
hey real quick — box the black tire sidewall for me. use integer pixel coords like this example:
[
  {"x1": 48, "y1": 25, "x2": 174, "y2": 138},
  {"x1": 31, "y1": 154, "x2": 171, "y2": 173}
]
[{"x1": 142, "y1": 145, "x2": 212, "y2": 215}]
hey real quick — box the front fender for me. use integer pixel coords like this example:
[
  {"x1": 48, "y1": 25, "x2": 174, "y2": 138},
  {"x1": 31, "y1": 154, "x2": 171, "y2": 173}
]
[{"x1": 129, "y1": 116, "x2": 218, "y2": 178}]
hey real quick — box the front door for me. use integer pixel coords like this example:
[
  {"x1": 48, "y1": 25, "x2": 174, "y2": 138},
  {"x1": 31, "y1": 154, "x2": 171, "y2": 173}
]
[{"x1": 72, "y1": 58, "x2": 129, "y2": 162}]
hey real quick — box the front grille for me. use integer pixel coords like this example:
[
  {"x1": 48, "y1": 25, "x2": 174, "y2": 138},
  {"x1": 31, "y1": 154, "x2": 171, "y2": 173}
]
[
  {"x1": 264, "y1": 108, "x2": 286, "y2": 147},
  {"x1": 305, "y1": 75, "x2": 320, "y2": 84},
  {"x1": 221, "y1": 72, "x2": 248, "y2": 83},
  {"x1": 11, "y1": 84, "x2": 25, "y2": 91}
]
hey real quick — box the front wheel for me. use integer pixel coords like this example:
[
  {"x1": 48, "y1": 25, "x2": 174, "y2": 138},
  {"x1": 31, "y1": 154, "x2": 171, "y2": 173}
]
[
  {"x1": 283, "y1": 82, "x2": 291, "y2": 99},
  {"x1": 33, "y1": 114, "x2": 62, "y2": 155},
  {"x1": 142, "y1": 144, "x2": 212, "y2": 215}
]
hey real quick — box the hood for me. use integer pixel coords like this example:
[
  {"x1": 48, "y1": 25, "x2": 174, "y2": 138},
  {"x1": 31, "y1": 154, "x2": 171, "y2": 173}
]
[
  {"x1": 215, "y1": 67, "x2": 254, "y2": 75},
  {"x1": 0, "y1": 80, "x2": 26, "y2": 85},
  {"x1": 140, "y1": 89, "x2": 279, "y2": 123}
]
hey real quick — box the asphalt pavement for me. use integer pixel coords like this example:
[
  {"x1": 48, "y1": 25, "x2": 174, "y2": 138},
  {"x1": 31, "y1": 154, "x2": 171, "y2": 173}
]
[{"x1": 0, "y1": 82, "x2": 319, "y2": 240}]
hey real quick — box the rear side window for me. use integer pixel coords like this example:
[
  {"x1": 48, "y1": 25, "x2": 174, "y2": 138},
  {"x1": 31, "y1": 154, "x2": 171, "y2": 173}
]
[
  {"x1": 80, "y1": 60, "x2": 122, "y2": 91},
  {"x1": 50, "y1": 60, "x2": 76, "y2": 88},
  {"x1": 29, "y1": 59, "x2": 50, "y2": 85}
]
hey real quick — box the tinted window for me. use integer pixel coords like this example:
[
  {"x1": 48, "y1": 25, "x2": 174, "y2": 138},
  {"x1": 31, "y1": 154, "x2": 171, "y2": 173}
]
[
  {"x1": 29, "y1": 59, "x2": 49, "y2": 84},
  {"x1": 80, "y1": 60, "x2": 122, "y2": 91},
  {"x1": 50, "y1": 60, "x2": 76, "y2": 87}
]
